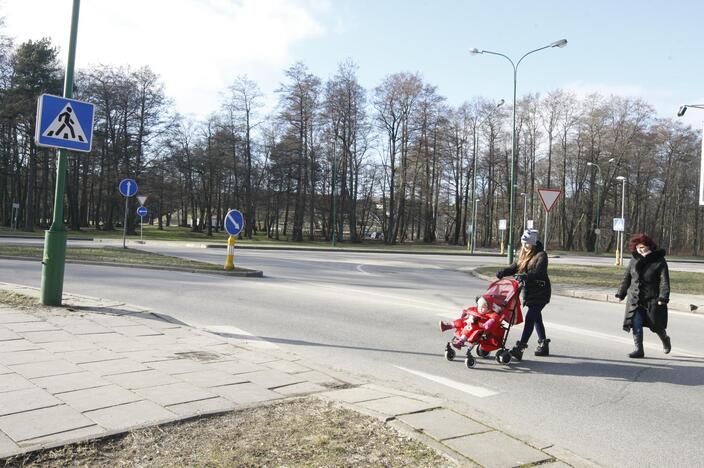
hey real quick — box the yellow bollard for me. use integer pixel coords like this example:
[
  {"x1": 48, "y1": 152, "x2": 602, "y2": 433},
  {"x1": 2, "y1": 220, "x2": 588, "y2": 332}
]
[
  {"x1": 614, "y1": 248, "x2": 620, "y2": 266},
  {"x1": 224, "y1": 235, "x2": 235, "y2": 270}
]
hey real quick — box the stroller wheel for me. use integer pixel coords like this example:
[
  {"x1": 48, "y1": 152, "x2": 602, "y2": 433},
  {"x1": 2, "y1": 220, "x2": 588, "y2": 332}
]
[
  {"x1": 465, "y1": 355, "x2": 476, "y2": 368},
  {"x1": 497, "y1": 349, "x2": 512, "y2": 365},
  {"x1": 445, "y1": 343, "x2": 456, "y2": 361},
  {"x1": 476, "y1": 347, "x2": 491, "y2": 358}
]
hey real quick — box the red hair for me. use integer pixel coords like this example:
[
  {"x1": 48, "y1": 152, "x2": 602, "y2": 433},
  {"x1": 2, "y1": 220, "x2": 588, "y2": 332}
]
[{"x1": 628, "y1": 233, "x2": 657, "y2": 253}]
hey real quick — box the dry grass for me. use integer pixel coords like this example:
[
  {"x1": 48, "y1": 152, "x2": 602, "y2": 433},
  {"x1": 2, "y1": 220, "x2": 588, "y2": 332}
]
[
  {"x1": 4, "y1": 398, "x2": 454, "y2": 468},
  {"x1": 0, "y1": 291, "x2": 39, "y2": 308}
]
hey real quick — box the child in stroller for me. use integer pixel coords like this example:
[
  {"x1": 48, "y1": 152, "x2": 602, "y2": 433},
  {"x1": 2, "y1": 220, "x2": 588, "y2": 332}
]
[{"x1": 439, "y1": 278, "x2": 524, "y2": 368}]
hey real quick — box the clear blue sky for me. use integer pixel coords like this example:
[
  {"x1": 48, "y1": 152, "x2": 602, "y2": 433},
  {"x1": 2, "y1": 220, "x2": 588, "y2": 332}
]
[{"x1": 4, "y1": 0, "x2": 703, "y2": 126}]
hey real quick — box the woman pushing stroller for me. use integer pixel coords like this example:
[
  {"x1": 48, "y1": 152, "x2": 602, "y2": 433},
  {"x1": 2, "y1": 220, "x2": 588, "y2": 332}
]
[{"x1": 496, "y1": 229, "x2": 552, "y2": 361}]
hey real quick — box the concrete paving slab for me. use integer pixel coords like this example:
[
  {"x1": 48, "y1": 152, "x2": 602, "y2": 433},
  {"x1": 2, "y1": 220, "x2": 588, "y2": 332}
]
[
  {"x1": 60, "y1": 322, "x2": 114, "y2": 335},
  {"x1": 32, "y1": 371, "x2": 110, "y2": 394},
  {"x1": 202, "y1": 359, "x2": 266, "y2": 375},
  {"x1": 40, "y1": 340, "x2": 98, "y2": 353},
  {"x1": 0, "y1": 313, "x2": 42, "y2": 324},
  {"x1": 132, "y1": 335, "x2": 180, "y2": 348},
  {"x1": 147, "y1": 358, "x2": 209, "y2": 375},
  {"x1": 202, "y1": 343, "x2": 243, "y2": 355},
  {"x1": 18, "y1": 330, "x2": 76, "y2": 343},
  {"x1": 56, "y1": 384, "x2": 142, "y2": 412},
  {"x1": 175, "y1": 369, "x2": 249, "y2": 388},
  {"x1": 58, "y1": 349, "x2": 122, "y2": 365},
  {"x1": 18, "y1": 424, "x2": 106, "y2": 449},
  {"x1": 166, "y1": 397, "x2": 238, "y2": 417},
  {"x1": 0, "y1": 329, "x2": 23, "y2": 341},
  {"x1": 536, "y1": 462, "x2": 571, "y2": 468},
  {"x1": 355, "y1": 396, "x2": 439, "y2": 417},
  {"x1": 84, "y1": 315, "x2": 138, "y2": 327},
  {"x1": 294, "y1": 370, "x2": 342, "y2": 387},
  {"x1": 0, "y1": 364, "x2": 9, "y2": 375},
  {"x1": 115, "y1": 349, "x2": 176, "y2": 363},
  {"x1": 104, "y1": 369, "x2": 179, "y2": 390},
  {"x1": 274, "y1": 381, "x2": 327, "y2": 396},
  {"x1": 136, "y1": 382, "x2": 216, "y2": 406},
  {"x1": 114, "y1": 324, "x2": 164, "y2": 337},
  {"x1": 444, "y1": 431, "x2": 552, "y2": 468},
  {"x1": 229, "y1": 349, "x2": 279, "y2": 364},
  {"x1": 0, "y1": 429, "x2": 20, "y2": 458},
  {"x1": 0, "y1": 349, "x2": 55, "y2": 366},
  {"x1": 210, "y1": 382, "x2": 283, "y2": 405},
  {"x1": 175, "y1": 334, "x2": 226, "y2": 347},
  {"x1": 0, "y1": 339, "x2": 41, "y2": 353},
  {"x1": 241, "y1": 369, "x2": 305, "y2": 389},
  {"x1": 263, "y1": 359, "x2": 312, "y2": 374},
  {"x1": 79, "y1": 358, "x2": 150, "y2": 376},
  {"x1": 84, "y1": 400, "x2": 175, "y2": 431},
  {"x1": 398, "y1": 409, "x2": 490, "y2": 441},
  {"x1": 5, "y1": 321, "x2": 58, "y2": 333},
  {"x1": 0, "y1": 387, "x2": 61, "y2": 416},
  {"x1": 321, "y1": 387, "x2": 391, "y2": 403},
  {"x1": 0, "y1": 373, "x2": 35, "y2": 393},
  {"x1": 10, "y1": 359, "x2": 82, "y2": 379}
]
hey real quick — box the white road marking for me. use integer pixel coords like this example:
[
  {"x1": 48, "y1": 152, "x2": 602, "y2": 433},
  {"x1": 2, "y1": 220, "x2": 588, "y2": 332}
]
[
  {"x1": 197, "y1": 325, "x2": 279, "y2": 350},
  {"x1": 356, "y1": 264, "x2": 376, "y2": 276},
  {"x1": 394, "y1": 365, "x2": 499, "y2": 398}
]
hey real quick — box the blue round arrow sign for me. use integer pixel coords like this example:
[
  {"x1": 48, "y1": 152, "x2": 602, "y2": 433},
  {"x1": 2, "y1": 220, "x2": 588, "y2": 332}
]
[
  {"x1": 136, "y1": 206, "x2": 148, "y2": 217},
  {"x1": 119, "y1": 178, "x2": 138, "y2": 197},
  {"x1": 224, "y1": 209, "x2": 244, "y2": 236}
]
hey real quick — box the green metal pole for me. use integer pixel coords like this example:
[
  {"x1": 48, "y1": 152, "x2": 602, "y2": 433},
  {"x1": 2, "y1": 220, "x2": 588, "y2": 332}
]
[
  {"x1": 507, "y1": 66, "x2": 517, "y2": 264},
  {"x1": 41, "y1": 0, "x2": 81, "y2": 306},
  {"x1": 469, "y1": 129, "x2": 477, "y2": 253}
]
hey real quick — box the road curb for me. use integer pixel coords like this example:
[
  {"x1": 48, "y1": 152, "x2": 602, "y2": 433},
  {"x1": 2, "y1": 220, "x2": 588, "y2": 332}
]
[{"x1": 0, "y1": 255, "x2": 263, "y2": 277}]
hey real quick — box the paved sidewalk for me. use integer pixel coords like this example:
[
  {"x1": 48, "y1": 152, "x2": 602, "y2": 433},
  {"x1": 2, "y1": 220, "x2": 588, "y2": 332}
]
[{"x1": 0, "y1": 282, "x2": 595, "y2": 467}]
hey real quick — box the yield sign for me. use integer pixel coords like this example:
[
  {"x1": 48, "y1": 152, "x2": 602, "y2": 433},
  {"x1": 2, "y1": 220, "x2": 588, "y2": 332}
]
[
  {"x1": 538, "y1": 188, "x2": 561, "y2": 213},
  {"x1": 137, "y1": 195, "x2": 148, "y2": 206}
]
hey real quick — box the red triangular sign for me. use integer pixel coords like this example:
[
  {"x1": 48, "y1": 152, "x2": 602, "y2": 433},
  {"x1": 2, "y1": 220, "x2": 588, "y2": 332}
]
[{"x1": 538, "y1": 188, "x2": 561, "y2": 213}]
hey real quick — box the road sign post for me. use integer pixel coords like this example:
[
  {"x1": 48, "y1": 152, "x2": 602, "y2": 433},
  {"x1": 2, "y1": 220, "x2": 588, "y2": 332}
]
[
  {"x1": 39, "y1": 0, "x2": 84, "y2": 306},
  {"x1": 224, "y1": 209, "x2": 244, "y2": 270},
  {"x1": 498, "y1": 219, "x2": 507, "y2": 255},
  {"x1": 537, "y1": 189, "x2": 561, "y2": 250},
  {"x1": 137, "y1": 206, "x2": 147, "y2": 243},
  {"x1": 119, "y1": 179, "x2": 138, "y2": 248}
]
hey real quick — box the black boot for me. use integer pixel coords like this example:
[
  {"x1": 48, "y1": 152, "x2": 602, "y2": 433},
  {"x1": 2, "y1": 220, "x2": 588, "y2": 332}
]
[
  {"x1": 509, "y1": 341, "x2": 527, "y2": 361},
  {"x1": 534, "y1": 338, "x2": 551, "y2": 356},
  {"x1": 655, "y1": 330, "x2": 671, "y2": 354},
  {"x1": 629, "y1": 330, "x2": 644, "y2": 358}
]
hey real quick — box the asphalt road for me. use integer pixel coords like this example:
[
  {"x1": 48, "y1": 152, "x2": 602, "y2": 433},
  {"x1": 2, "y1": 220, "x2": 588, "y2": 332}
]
[{"x1": 2, "y1": 245, "x2": 703, "y2": 467}]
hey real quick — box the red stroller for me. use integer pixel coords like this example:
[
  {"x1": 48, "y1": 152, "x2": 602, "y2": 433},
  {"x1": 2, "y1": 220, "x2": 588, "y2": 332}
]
[{"x1": 443, "y1": 277, "x2": 524, "y2": 368}]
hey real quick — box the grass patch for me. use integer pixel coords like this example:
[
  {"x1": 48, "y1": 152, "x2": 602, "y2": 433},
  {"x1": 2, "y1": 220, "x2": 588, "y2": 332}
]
[
  {"x1": 475, "y1": 265, "x2": 704, "y2": 295},
  {"x1": 0, "y1": 290, "x2": 38, "y2": 307},
  {"x1": 0, "y1": 244, "x2": 249, "y2": 272},
  {"x1": 6, "y1": 398, "x2": 453, "y2": 467}
]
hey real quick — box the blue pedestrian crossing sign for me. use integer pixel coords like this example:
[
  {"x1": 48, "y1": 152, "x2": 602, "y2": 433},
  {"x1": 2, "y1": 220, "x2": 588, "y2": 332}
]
[
  {"x1": 35, "y1": 94, "x2": 95, "y2": 153},
  {"x1": 136, "y1": 206, "x2": 148, "y2": 217},
  {"x1": 224, "y1": 209, "x2": 244, "y2": 236},
  {"x1": 119, "y1": 179, "x2": 138, "y2": 197}
]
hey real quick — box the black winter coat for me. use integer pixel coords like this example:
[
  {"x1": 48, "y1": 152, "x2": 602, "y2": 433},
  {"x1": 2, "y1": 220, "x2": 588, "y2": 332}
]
[
  {"x1": 616, "y1": 248, "x2": 670, "y2": 332},
  {"x1": 497, "y1": 241, "x2": 551, "y2": 306}
]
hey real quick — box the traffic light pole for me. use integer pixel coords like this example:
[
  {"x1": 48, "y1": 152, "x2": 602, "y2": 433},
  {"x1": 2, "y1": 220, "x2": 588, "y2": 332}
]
[{"x1": 40, "y1": 0, "x2": 81, "y2": 306}]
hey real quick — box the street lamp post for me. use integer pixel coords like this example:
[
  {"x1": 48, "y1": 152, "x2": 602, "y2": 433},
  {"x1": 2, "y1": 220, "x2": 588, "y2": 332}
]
[
  {"x1": 470, "y1": 39, "x2": 567, "y2": 264},
  {"x1": 472, "y1": 198, "x2": 480, "y2": 252},
  {"x1": 469, "y1": 99, "x2": 504, "y2": 253},
  {"x1": 615, "y1": 176, "x2": 627, "y2": 266},
  {"x1": 587, "y1": 158, "x2": 615, "y2": 255},
  {"x1": 677, "y1": 104, "x2": 704, "y2": 209}
]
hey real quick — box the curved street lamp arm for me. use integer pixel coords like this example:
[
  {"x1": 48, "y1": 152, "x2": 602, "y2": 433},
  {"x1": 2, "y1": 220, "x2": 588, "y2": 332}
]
[
  {"x1": 516, "y1": 44, "x2": 553, "y2": 69},
  {"x1": 479, "y1": 50, "x2": 516, "y2": 71}
]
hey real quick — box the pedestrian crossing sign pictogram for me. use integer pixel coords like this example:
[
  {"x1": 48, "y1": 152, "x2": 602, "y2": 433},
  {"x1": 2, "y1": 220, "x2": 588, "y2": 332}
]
[{"x1": 35, "y1": 94, "x2": 95, "y2": 153}]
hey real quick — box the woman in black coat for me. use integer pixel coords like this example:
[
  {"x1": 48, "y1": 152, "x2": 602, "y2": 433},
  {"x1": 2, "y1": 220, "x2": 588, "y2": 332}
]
[
  {"x1": 615, "y1": 233, "x2": 671, "y2": 358},
  {"x1": 496, "y1": 229, "x2": 552, "y2": 361}
]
